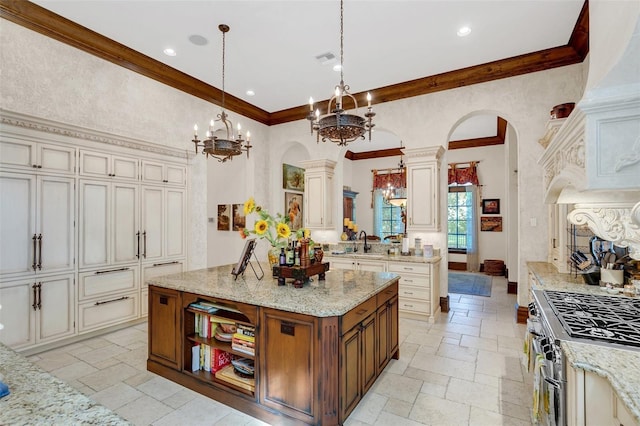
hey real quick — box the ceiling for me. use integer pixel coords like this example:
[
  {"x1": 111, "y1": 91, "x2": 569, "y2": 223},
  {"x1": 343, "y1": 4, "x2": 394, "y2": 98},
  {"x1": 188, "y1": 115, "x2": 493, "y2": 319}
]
[
  {"x1": 5, "y1": 1, "x2": 587, "y2": 153},
  {"x1": 27, "y1": 0, "x2": 585, "y2": 113}
]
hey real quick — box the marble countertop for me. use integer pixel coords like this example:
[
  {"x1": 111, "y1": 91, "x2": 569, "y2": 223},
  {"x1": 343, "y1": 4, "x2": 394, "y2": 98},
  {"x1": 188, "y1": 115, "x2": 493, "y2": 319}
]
[
  {"x1": 527, "y1": 261, "x2": 640, "y2": 422},
  {"x1": 0, "y1": 342, "x2": 129, "y2": 425},
  {"x1": 147, "y1": 263, "x2": 399, "y2": 317}
]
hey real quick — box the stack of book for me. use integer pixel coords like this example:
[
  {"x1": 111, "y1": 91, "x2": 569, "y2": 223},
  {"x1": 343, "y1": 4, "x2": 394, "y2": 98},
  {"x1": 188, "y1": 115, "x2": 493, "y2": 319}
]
[
  {"x1": 191, "y1": 344, "x2": 230, "y2": 373},
  {"x1": 231, "y1": 324, "x2": 255, "y2": 356}
]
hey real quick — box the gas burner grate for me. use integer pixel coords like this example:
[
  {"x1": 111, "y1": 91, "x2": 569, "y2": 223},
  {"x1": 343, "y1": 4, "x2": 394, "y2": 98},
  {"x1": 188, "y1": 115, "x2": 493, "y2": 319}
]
[{"x1": 543, "y1": 291, "x2": 640, "y2": 348}]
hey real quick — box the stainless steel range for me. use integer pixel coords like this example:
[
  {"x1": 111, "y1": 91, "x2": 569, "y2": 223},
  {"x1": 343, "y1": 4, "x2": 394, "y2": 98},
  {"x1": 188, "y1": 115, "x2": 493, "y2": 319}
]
[{"x1": 528, "y1": 290, "x2": 640, "y2": 426}]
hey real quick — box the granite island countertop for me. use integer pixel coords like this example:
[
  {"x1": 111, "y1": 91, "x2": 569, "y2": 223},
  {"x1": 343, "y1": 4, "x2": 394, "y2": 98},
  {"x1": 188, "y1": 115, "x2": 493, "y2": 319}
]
[
  {"x1": 0, "y1": 342, "x2": 129, "y2": 425},
  {"x1": 527, "y1": 261, "x2": 640, "y2": 423},
  {"x1": 147, "y1": 263, "x2": 400, "y2": 317}
]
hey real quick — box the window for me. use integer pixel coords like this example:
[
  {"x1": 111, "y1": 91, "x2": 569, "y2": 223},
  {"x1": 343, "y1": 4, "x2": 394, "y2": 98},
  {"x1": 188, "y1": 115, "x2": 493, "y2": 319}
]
[
  {"x1": 448, "y1": 188, "x2": 473, "y2": 250},
  {"x1": 374, "y1": 191, "x2": 404, "y2": 239}
]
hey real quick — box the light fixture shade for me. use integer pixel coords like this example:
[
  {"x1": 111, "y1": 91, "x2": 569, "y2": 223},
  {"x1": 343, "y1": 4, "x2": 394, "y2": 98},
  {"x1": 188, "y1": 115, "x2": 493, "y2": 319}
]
[
  {"x1": 317, "y1": 113, "x2": 367, "y2": 145},
  {"x1": 388, "y1": 197, "x2": 407, "y2": 207}
]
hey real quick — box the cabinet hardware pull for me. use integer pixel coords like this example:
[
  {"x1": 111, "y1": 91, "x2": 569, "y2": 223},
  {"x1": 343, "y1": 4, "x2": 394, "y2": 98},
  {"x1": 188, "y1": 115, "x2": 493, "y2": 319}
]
[
  {"x1": 37, "y1": 234, "x2": 43, "y2": 270},
  {"x1": 143, "y1": 231, "x2": 147, "y2": 258},
  {"x1": 32, "y1": 234, "x2": 37, "y2": 271},
  {"x1": 404, "y1": 279, "x2": 413, "y2": 283},
  {"x1": 403, "y1": 267, "x2": 413, "y2": 271},
  {"x1": 95, "y1": 267, "x2": 130, "y2": 275},
  {"x1": 32, "y1": 164, "x2": 38, "y2": 168},
  {"x1": 37, "y1": 165, "x2": 42, "y2": 169},
  {"x1": 404, "y1": 304, "x2": 414, "y2": 308},
  {"x1": 355, "y1": 308, "x2": 367, "y2": 315},
  {"x1": 405, "y1": 292, "x2": 414, "y2": 295},
  {"x1": 32, "y1": 283, "x2": 38, "y2": 311},
  {"x1": 152, "y1": 261, "x2": 180, "y2": 267},
  {"x1": 37, "y1": 282, "x2": 42, "y2": 309},
  {"x1": 95, "y1": 296, "x2": 129, "y2": 306},
  {"x1": 163, "y1": 179, "x2": 168, "y2": 183},
  {"x1": 136, "y1": 231, "x2": 140, "y2": 259}
]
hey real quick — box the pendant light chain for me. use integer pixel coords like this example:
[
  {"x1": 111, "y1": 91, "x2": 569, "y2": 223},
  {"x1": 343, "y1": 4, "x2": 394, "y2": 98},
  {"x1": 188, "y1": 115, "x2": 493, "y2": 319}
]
[
  {"x1": 339, "y1": 0, "x2": 344, "y2": 84},
  {"x1": 221, "y1": 26, "x2": 226, "y2": 109}
]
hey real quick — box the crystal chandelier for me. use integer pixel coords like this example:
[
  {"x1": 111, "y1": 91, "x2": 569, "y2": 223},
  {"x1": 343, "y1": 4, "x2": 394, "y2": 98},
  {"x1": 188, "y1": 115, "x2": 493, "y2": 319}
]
[
  {"x1": 307, "y1": 0, "x2": 375, "y2": 146},
  {"x1": 191, "y1": 24, "x2": 252, "y2": 162},
  {"x1": 383, "y1": 141, "x2": 407, "y2": 207}
]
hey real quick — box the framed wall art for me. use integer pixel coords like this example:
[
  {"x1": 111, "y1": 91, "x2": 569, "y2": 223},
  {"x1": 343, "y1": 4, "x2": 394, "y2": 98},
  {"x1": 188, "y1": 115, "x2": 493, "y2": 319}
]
[
  {"x1": 232, "y1": 203, "x2": 246, "y2": 231},
  {"x1": 481, "y1": 216, "x2": 503, "y2": 232},
  {"x1": 481, "y1": 198, "x2": 500, "y2": 214},
  {"x1": 217, "y1": 204, "x2": 231, "y2": 231},
  {"x1": 285, "y1": 192, "x2": 303, "y2": 231},
  {"x1": 283, "y1": 164, "x2": 305, "y2": 191}
]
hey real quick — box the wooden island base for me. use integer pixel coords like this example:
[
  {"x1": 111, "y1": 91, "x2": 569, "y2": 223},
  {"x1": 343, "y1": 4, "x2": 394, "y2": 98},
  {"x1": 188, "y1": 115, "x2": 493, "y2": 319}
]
[{"x1": 148, "y1": 279, "x2": 399, "y2": 426}]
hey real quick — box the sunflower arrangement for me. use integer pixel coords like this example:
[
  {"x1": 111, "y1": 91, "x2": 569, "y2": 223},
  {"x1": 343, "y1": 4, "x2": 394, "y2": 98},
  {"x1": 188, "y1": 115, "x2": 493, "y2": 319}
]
[{"x1": 240, "y1": 197, "x2": 291, "y2": 248}]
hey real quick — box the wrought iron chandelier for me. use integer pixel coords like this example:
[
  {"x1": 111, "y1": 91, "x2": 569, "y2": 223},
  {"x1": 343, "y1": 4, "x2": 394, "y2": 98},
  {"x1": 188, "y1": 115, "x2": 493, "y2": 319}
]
[
  {"x1": 383, "y1": 141, "x2": 406, "y2": 207},
  {"x1": 307, "y1": 0, "x2": 375, "y2": 146},
  {"x1": 192, "y1": 24, "x2": 252, "y2": 162}
]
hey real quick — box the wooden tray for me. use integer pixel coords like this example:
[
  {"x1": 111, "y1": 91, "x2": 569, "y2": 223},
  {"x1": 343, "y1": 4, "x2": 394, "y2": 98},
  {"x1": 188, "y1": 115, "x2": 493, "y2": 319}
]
[{"x1": 272, "y1": 262, "x2": 330, "y2": 288}]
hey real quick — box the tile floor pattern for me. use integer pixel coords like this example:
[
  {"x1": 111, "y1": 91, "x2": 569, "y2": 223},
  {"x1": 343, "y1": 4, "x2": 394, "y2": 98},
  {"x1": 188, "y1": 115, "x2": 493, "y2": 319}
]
[{"x1": 29, "y1": 274, "x2": 533, "y2": 425}]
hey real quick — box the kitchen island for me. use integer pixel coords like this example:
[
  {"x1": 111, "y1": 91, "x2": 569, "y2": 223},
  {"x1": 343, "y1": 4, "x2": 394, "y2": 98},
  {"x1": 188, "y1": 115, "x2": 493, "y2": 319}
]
[
  {"x1": 146, "y1": 263, "x2": 400, "y2": 425},
  {"x1": 527, "y1": 262, "x2": 640, "y2": 425}
]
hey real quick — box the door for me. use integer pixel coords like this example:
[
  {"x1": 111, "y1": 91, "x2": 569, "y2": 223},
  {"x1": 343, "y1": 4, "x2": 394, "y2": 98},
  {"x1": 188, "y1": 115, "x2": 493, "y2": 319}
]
[
  {"x1": 305, "y1": 174, "x2": 324, "y2": 228},
  {"x1": 112, "y1": 155, "x2": 138, "y2": 180},
  {"x1": 38, "y1": 176, "x2": 75, "y2": 273},
  {"x1": 38, "y1": 144, "x2": 76, "y2": 174},
  {"x1": 112, "y1": 182, "x2": 139, "y2": 264},
  {"x1": 165, "y1": 188, "x2": 185, "y2": 258},
  {"x1": 37, "y1": 274, "x2": 75, "y2": 343},
  {"x1": 141, "y1": 186, "x2": 164, "y2": 260},
  {"x1": 79, "y1": 180, "x2": 110, "y2": 268},
  {"x1": 361, "y1": 314, "x2": 377, "y2": 393},
  {"x1": 341, "y1": 325, "x2": 361, "y2": 417},
  {"x1": 0, "y1": 172, "x2": 36, "y2": 275},
  {"x1": 0, "y1": 279, "x2": 35, "y2": 348},
  {"x1": 407, "y1": 162, "x2": 439, "y2": 231}
]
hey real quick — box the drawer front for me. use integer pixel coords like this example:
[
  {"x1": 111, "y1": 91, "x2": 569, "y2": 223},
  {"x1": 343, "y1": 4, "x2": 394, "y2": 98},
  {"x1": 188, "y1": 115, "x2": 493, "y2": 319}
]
[
  {"x1": 78, "y1": 292, "x2": 139, "y2": 332},
  {"x1": 398, "y1": 284, "x2": 430, "y2": 301},
  {"x1": 78, "y1": 267, "x2": 138, "y2": 301},
  {"x1": 141, "y1": 261, "x2": 184, "y2": 289},
  {"x1": 388, "y1": 262, "x2": 431, "y2": 275},
  {"x1": 325, "y1": 257, "x2": 355, "y2": 270},
  {"x1": 341, "y1": 296, "x2": 376, "y2": 335},
  {"x1": 398, "y1": 297, "x2": 430, "y2": 315},
  {"x1": 397, "y1": 274, "x2": 429, "y2": 288},
  {"x1": 377, "y1": 281, "x2": 398, "y2": 307}
]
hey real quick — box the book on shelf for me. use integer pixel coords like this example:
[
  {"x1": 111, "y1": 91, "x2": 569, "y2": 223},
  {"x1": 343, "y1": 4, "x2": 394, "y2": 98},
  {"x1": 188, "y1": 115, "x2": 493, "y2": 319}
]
[
  {"x1": 191, "y1": 344, "x2": 231, "y2": 373},
  {"x1": 232, "y1": 332, "x2": 255, "y2": 343},
  {"x1": 215, "y1": 364, "x2": 255, "y2": 392},
  {"x1": 188, "y1": 302, "x2": 218, "y2": 314},
  {"x1": 235, "y1": 324, "x2": 255, "y2": 338},
  {"x1": 231, "y1": 338, "x2": 255, "y2": 356}
]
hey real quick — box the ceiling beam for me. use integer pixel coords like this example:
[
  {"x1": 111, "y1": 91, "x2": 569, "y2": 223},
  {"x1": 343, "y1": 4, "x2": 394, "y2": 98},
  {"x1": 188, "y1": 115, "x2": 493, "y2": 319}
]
[{"x1": 0, "y1": 0, "x2": 589, "y2": 128}]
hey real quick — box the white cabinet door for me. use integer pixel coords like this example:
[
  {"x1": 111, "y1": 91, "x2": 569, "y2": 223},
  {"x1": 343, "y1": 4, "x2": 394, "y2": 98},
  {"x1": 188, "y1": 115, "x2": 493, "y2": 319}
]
[
  {"x1": 407, "y1": 163, "x2": 438, "y2": 231},
  {"x1": 165, "y1": 164, "x2": 186, "y2": 186},
  {"x1": 165, "y1": 188, "x2": 185, "y2": 258},
  {"x1": 0, "y1": 140, "x2": 75, "y2": 174},
  {"x1": 301, "y1": 159, "x2": 335, "y2": 230},
  {"x1": 112, "y1": 183, "x2": 139, "y2": 264},
  {"x1": 0, "y1": 279, "x2": 36, "y2": 348},
  {"x1": 141, "y1": 160, "x2": 164, "y2": 183},
  {"x1": 112, "y1": 155, "x2": 138, "y2": 180},
  {"x1": 0, "y1": 172, "x2": 36, "y2": 275},
  {"x1": 79, "y1": 180, "x2": 110, "y2": 269},
  {"x1": 141, "y1": 161, "x2": 186, "y2": 186},
  {"x1": 80, "y1": 150, "x2": 138, "y2": 180},
  {"x1": 37, "y1": 274, "x2": 75, "y2": 343},
  {"x1": 305, "y1": 174, "x2": 325, "y2": 228},
  {"x1": 141, "y1": 186, "x2": 164, "y2": 261},
  {"x1": 38, "y1": 176, "x2": 75, "y2": 274}
]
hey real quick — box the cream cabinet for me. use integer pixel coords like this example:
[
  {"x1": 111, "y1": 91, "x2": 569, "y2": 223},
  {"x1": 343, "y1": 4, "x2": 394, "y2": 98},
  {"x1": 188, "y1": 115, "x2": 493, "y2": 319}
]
[
  {"x1": 140, "y1": 260, "x2": 184, "y2": 317},
  {"x1": 404, "y1": 146, "x2": 444, "y2": 232},
  {"x1": 325, "y1": 256, "x2": 386, "y2": 272},
  {"x1": 79, "y1": 180, "x2": 140, "y2": 269},
  {"x1": 566, "y1": 366, "x2": 639, "y2": 426},
  {"x1": 388, "y1": 260, "x2": 440, "y2": 322},
  {"x1": 141, "y1": 186, "x2": 186, "y2": 261},
  {"x1": 301, "y1": 159, "x2": 335, "y2": 230},
  {"x1": 141, "y1": 160, "x2": 186, "y2": 186},
  {"x1": 0, "y1": 172, "x2": 75, "y2": 278},
  {"x1": 0, "y1": 139, "x2": 76, "y2": 174},
  {"x1": 80, "y1": 150, "x2": 138, "y2": 180},
  {"x1": 0, "y1": 274, "x2": 75, "y2": 350}
]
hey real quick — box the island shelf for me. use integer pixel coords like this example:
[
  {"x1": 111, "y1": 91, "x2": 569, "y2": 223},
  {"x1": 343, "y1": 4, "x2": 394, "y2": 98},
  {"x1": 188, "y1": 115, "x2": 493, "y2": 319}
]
[{"x1": 147, "y1": 265, "x2": 399, "y2": 425}]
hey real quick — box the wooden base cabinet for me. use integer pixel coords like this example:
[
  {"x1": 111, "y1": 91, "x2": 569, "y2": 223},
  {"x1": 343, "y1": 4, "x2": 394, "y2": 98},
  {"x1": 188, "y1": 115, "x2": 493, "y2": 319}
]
[{"x1": 147, "y1": 282, "x2": 399, "y2": 425}]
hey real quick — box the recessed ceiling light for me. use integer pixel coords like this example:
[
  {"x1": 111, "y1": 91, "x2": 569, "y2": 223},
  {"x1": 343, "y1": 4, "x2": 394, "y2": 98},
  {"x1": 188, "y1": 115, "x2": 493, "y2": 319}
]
[
  {"x1": 457, "y1": 26, "x2": 471, "y2": 37},
  {"x1": 246, "y1": 90, "x2": 255, "y2": 96},
  {"x1": 333, "y1": 64, "x2": 342, "y2": 72},
  {"x1": 189, "y1": 34, "x2": 208, "y2": 46},
  {"x1": 315, "y1": 52, "x2": 336, "y2": 65},
  {"x1": 163, "y1": 48, "x2": 177, "y2": 56}
]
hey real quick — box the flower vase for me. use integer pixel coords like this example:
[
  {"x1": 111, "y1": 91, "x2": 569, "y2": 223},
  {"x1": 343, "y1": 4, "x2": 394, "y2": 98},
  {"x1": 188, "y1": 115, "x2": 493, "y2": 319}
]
[
  {"x1": 314, "y1": 246, "x2": 324, "y2": 263},
  {"x1": 267, "y1": 247, "x2": 280, "y2": 269}
]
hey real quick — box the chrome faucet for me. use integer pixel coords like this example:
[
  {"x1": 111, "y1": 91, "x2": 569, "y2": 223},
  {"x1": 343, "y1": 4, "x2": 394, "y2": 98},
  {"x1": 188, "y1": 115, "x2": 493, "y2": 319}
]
[{"x1": 359, "y1": 230, "x2": 371, "y2": 253}]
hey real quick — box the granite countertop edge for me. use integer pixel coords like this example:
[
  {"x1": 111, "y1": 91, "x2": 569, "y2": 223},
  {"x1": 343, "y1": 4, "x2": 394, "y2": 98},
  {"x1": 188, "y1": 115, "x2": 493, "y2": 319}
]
[
  {"x1": 325, "y1": 254, "x2": 442, "y2": 264},
  {"x1": 148, "y1": 264, "x2": 401, "y2": 317},
  {"x1": 527, "y1": 261, "x2": 640, "y2": 422}
]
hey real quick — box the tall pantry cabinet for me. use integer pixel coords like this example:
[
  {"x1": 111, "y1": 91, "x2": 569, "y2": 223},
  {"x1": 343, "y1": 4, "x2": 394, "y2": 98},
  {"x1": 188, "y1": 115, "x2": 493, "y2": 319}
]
[{"x1": 0, "y1": 113, "x2": 189, "y2": 352}]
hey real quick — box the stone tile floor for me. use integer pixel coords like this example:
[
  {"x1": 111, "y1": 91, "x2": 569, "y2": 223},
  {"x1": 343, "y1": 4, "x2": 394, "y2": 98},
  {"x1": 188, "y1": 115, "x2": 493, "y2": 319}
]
[{"x1": 29, "y1": 274, "x2": 533, "y2": 425}]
